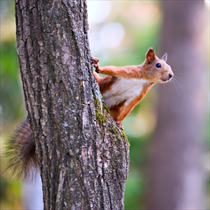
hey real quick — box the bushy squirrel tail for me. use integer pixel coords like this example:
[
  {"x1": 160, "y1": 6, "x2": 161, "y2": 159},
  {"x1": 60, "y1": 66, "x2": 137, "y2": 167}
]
[{"x1": 5, "y1": 118, "x2": 38, "y2": 179}]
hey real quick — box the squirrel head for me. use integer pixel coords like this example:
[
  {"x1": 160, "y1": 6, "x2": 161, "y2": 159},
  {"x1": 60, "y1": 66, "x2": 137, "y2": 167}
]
[{"x1": 142, "y1": 48, "x2": 174, "y2": 83}]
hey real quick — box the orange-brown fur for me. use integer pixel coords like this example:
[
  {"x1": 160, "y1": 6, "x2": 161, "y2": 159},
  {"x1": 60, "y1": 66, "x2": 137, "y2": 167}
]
[
  {"x1": 93, "y1": 72, "x2": 118, "y2": 94},
  {"x1": 92, "y1": 48, "x2": 174, "y2": 128},
  {"x1": 110, "y1": 100, "x2": 126, "y2": 120},
  {"x1": 114, "y1": 84, "x2": 154, "y2": 124},
  {"x1": 96, "y1": 65, "x2": 142, "y2": 79},
  {"x1": 5, "y1": 48, "x2": 173, "y2": 179},
  {"x1": 111, "y1": 83, "x2": 154, "y2": 123}
]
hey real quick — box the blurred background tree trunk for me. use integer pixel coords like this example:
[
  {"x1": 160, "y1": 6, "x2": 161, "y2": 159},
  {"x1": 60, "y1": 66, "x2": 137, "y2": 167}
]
[
  {"x1": 147, "y1": 1, "x2": 206, "y2": 209},
  {"x1": 15, "y1": 0, "x2": 129, "y2": 209}
]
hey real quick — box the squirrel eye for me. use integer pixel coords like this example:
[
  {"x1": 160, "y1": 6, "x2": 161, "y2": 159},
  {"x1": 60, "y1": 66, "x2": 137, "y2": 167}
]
[{"x1": 156, "y1": 63, "x2": 161, "y2": 68}]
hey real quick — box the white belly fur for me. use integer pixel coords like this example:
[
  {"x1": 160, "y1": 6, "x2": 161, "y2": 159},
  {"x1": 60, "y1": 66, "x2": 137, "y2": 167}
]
[{"x1": 102, "y1": 78, "x2": 149, "y2": 108}]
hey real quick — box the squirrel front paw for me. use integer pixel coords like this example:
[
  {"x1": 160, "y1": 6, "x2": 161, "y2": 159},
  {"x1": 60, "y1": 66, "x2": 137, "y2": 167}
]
[
  {"x1": 91, "y1": 57, "x2": 99, "y2": 65},
  {"x1": 91, "y1": 57, "x2": 100, "y2": 73}
]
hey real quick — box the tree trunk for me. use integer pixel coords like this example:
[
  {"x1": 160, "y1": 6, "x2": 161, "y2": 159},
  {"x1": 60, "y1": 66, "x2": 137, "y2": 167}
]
[
  {"x1": 15, "y1": 0, "x2": 129, "y2": 209},
  {"x1": 147, "y1": 1, "x2": 206, "y2": 209}
]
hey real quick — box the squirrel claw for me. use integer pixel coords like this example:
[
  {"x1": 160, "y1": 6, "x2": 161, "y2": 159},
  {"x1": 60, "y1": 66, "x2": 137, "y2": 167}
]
[
  {"x1": 91, "y1": 57, "x2": 99, "y2": 65},
  {"x1": 116, "y1": 122, "x2": 124, "y2": 130},
  {"x1": 91, "y1": 57, "x2": 100, "y2": 73},
  {"x1": 94, "y1": 64, "x2": 100, "y2": 73}
]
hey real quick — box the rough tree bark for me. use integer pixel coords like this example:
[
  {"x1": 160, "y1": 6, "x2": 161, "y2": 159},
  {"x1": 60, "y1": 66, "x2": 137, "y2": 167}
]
[
  {"x1": 147, "y1": 1, "x2": 206, "y2": 209},
  {"x1": 15, "y1": 0, "x2": 129, "y2": 209}
]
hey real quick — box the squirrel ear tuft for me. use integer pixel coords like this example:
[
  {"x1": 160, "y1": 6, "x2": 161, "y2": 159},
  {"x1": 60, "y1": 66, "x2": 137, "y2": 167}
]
[
  {"x1": 146, "y1": 48, "x2": 156, "y2": 63},
  {"x1": 161, "y1": 53, "x2": 168, "y2": 62}
]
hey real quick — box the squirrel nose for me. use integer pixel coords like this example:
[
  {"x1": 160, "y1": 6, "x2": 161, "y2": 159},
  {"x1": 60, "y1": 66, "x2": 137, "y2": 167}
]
[{"x1": 168, "y1": 73, "x2": 173, "y2": 79}]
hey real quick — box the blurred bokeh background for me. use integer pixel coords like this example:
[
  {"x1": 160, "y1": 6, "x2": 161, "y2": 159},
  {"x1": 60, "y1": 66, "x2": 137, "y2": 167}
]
[{"x1": 0, "y1": 0, "x2": 209, "y2": 209}]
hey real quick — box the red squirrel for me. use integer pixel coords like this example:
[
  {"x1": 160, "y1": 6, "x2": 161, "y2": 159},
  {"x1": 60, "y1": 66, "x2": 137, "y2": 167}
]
[
  {"x1": 5, "y1": 48, "x2": 173, "y2": 178},
  {"x1": 92, "y1": 48, "x2": 173, "y2": 129}
]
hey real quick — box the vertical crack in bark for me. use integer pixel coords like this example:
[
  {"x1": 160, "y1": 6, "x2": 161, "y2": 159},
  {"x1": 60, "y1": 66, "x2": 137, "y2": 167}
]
[
  {"x1": 106, "y1": 182, "x2": 113, "y2": 210},
  {"x1": 47, "y1": 55, "x2": 56, "y2": 83},
  {"x1": 45, "y1": 83, "x2": 59, "y2": 208},
  {"x1": 35, "y1": 0, "x2": 44, "y2": 42},
  {"x1": 56, "y1": 168, "x2": 66, "y2": 210},
  {"x1": 61, "y1": 0, "x2": 84, "y2": 73}
]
